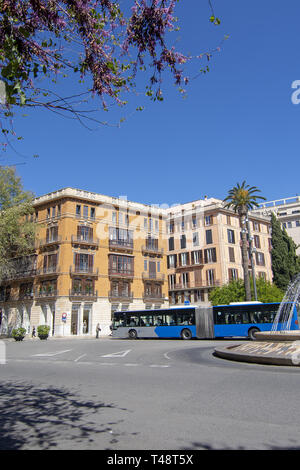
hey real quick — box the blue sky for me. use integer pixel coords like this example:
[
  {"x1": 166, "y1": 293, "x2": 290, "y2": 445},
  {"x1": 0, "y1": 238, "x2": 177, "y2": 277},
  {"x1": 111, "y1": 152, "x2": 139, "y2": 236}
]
[{"x1": 2, "y1": 0, "x2": 300, "y2": 207}]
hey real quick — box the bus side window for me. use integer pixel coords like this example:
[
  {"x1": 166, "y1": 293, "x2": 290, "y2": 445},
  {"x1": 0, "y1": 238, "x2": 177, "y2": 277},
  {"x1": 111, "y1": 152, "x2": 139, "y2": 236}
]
[
  {"x1": 165, "y1": 313, "x2": 177, "y2": 326},
  {"x1": 216, "y1": 311, "x2": 225, "y2": 324},
  {"x1": 140, "y1": 315, "x2": 153, "y2": 326},
  {"x1": 242, "y1": 312, "x2": 249, "y2": 324},
  {"x1": 127, "y1": 315, "x2": 139, "y2": 327}
]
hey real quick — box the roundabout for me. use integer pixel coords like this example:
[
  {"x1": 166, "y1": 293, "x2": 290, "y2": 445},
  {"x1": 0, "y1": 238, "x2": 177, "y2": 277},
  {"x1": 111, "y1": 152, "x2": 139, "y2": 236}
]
[{"x1": 214, "y1": 331, "x2": 300, "y2": 367}]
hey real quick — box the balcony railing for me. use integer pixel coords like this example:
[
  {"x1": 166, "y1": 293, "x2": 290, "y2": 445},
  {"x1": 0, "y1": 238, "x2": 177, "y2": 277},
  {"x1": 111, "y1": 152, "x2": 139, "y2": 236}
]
[
  {"x1": 71, "y1": 235, "x2": 99, "y2": 247},
  {"x1": 69, "y1": 289, "x2": 98, "y2": 299},
  {"x1": 70, "y1": 266, "x2": 99, "y2": 277},
  {"x1": 18, "y1": 291, "x2": 34, "y2": 301},
  {"x1": 143, "y1": 292, "x2": 165, "y2": 300},
  {"x1": 175, "y1": 261, "x2": 204, "y2": 269},
  {"x1": 108, "y1": 291, "x2": 134, "y2": 300},
  {"x1": 142, "y1": 245, "x2": 164, "y2": 256},
  {"x1": 36, "y1": 266, "x2": 60, "y2": 276},
  {"x1": 3, "y1": 269, "x2": 37, "y2": 281},
  {"x1": 39, "y1": 235, "x2": 62, "y2": 248},
  {"x1": 108, "y1": 268, "x2": 134, "y2": 278},
  {"x1": 35, "y1": 288, "x2": 58, "y2": 298},
  {"x1": 109, "y1": 239, "x2": 134, "y2": 250},
  {"x1": 142, "y1": 272, "x2": 165, "y2": 282},
  {"x1": 169, "y1": 280, "x2": 221, "y2": 290}
]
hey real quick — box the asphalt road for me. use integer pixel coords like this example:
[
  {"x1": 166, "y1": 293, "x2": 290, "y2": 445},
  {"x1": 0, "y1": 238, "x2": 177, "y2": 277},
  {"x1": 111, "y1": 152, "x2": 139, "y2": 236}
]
[{"x1": 1, "y1": 336, "x2": 300, "y2": 450}]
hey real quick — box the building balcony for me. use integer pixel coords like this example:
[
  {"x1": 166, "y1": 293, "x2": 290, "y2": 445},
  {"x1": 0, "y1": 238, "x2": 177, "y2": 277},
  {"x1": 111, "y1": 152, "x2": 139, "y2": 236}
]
[
  {"x1": 175, "y1": 262, "x2": 204, "y2": 270},
  {"x1": 142, "y1": 272, "x2": 165, "y2": 282},
  {"x1": 108, "y1": 291, "x2": 134, "y2": 301},
  {"x1": 36, "y1": 266, "x2": 60, "y2": 277},
  {"x1": 18, "y1": 292, "x2": 34, "y2": 301},
  {"x1": 69, "y1": 266, "x2": 99, "y2": 277},
  {"x1": 39, "y1": 235, "x2": 62, "y2": 248},
  {"x1": 109, "y1": 239, "x2": 134, "y2": 251},
  {"x1": 169, "y1": 280, "x2": 221, "y2": 291},
  {"x1": 143, "y1": 292, "x2": 165, "y2": 301},
  {"x1": 69, "y1": 289, "x2": 98, "y2": 300},
  {"x1": 71, "y1": 235, "x2": 99, "y2": 248},
  {"x1": 4, "y1": 269, "x2": 37, "y2": 281},
  {"x1": 142, "y1": 245, "x2": 164, "y2": 256},
  {"x1": 35, "y1": 288, "x2": 58, "y2": 299},
  {"x1": 108, "y1": 268, "x2": 134, "y2": 279}
]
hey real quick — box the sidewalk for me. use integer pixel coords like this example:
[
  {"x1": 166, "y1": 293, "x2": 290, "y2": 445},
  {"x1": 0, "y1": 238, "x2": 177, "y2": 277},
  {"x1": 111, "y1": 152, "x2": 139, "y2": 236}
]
[{"x1": 0, "y1": 334, "x2": 111, "y2": 342}]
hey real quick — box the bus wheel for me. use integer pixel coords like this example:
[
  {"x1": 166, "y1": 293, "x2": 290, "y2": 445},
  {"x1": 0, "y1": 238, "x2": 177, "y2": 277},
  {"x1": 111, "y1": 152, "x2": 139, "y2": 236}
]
[
  {"x1": 128, "y1": 329, "x2": 137, "y2": 339},
  {"x1": 248, "y1": 327, "x2": 260, "y2": 340},
  {"x1": 181, "y1": 328, "x2": 192, "y2": 340}
]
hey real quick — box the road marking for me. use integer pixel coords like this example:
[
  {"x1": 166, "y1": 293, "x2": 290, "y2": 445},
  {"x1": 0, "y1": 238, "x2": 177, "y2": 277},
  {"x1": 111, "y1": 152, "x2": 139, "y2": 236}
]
[
  {"x1": 74, "y1": 354, "x2": 86, "y2": 362},
  {"x1": 32, "y1": 349, "x2": 72, "y2": 357},
  {"x1": 164, "y1": 351, "x2": 172, "y2": 360},
  {"x1": 149, "y1": 364, "x2": 170, "y2": 368},
  {"x1": 124, "y1": 363, "x2": 139, "y2": 367},
  {"x1": 101, "y1": 349, "x2": 131, "y2": 358},
  {"x1": 98, "y1": 362, "x2": 118, "y2": 366}
]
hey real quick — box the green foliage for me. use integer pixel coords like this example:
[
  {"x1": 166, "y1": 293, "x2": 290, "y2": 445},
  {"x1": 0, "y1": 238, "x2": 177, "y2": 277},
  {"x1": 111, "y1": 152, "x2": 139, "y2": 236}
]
[
  {"x1": 223, "y1": 181, "x2": 266, "y2": 214},
  {"x1": 223, "y1": 181, "x2": 266, "y2": 301},
  {"x1": 37, "y1": 325, "x2": 50, "y2": 339},
  {"x1": 209, "y1": 278, "x2": 284, "y2": 305},
  {"x1": 0, "y1": 167, "x2": 37, "y2": 281},
  {"x1": 11, "y1": 327, "x2": 27, "y2": 341},
  {"x1": 271, "y1": 213, "x2": 300, "y2": 290},
  {"x1": 209, "y1": 280, "x2": 246, "y2": 305},
  {"x1": 254, "y1": 277, "x2": 284, "y2": 303}
]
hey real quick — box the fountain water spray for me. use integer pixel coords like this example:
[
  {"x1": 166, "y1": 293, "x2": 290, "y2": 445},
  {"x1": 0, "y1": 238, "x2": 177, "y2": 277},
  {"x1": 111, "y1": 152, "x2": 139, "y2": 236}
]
[{"x1": 272, "y1": 273, "x2": 300, "y2": 332}]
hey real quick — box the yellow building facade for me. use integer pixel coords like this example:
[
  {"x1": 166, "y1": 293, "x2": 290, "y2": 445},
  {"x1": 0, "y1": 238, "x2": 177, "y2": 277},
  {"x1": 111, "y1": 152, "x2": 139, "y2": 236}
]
[
  {"x1": 166, "y1": 198, "x2": 273, "y2": 305},
  {"x1": 0, "y1": 188, "x2": 168, "y2": 336}
]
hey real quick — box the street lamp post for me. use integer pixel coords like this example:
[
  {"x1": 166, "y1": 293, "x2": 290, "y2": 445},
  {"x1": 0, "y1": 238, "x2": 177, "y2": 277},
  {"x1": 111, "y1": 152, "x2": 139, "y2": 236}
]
[{"x1": 245, "y1": 216, "x2": 258, "y2": 301}]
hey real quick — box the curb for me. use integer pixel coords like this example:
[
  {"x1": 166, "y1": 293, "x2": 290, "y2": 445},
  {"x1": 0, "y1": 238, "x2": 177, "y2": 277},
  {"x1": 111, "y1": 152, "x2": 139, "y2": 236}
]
[{"x1": 214, "y1": 344, "x2": 299, "y2": 367}]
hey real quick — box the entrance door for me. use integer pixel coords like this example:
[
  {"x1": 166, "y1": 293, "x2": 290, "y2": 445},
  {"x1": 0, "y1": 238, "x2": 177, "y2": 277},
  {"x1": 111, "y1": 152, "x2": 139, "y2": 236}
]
[
  {"x1": 83, "y1": 304, "x2": 92, "y2": 334},
  {"x1": 71, "y1": 305, "x2": 79, "y2": 335},
  {"x1": 50, "y1": 304, "x2": 55, "y2": 336}
]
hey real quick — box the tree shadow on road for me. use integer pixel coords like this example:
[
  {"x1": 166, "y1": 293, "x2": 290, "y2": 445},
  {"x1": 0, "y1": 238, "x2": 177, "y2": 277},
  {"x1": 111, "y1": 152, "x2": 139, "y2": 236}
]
[{"x1": 0, "y1": 380, "x2": 130, "y2": 450}]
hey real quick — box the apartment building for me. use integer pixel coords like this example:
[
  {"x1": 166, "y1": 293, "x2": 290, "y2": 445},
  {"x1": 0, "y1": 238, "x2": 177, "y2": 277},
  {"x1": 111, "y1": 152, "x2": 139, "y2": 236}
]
[
  {"x1": 166, "y1": 198, "x2": 273, "y2": 305},
  {"x1": 0, "y1": 188, "x2": 168, "y2": 337},
  {"x1": 251, "y1": 196, "x2": 300, "y2": 254}
]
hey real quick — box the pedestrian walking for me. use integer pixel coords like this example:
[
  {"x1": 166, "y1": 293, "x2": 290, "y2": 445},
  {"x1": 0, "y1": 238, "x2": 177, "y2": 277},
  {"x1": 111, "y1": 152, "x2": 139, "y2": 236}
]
[
  {"x1": 96, "y1": 323, "x2": 101, "y2": 338},
  {"x1": 32, "y1": 326, "x2": 36, "y2": 338}
]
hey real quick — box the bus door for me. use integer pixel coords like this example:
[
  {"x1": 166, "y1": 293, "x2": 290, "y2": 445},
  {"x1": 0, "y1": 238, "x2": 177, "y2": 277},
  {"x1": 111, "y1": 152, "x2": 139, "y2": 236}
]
[{"x1": 195, "y1": 307, "x2": 215, "y2": 339}]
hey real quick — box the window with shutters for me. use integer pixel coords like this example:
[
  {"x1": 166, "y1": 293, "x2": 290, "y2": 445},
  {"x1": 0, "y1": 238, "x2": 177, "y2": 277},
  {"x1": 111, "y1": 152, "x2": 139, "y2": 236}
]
[
  {"x1": 205, "y1": 229, "x2": 213, "y2": 245},
  {"x1": 168, "y1": 237, "x2": 174, "y2": 251},
  {"x1": 180, "y1": 234, "x2": 186, "y2": 249},
  {"x1": 43, "y1": 253, "x2": 58, "y2": 274},
  {"x1": 192, "y1": 250, "x2": 203, "y2": 265},
  {"x1": 227, "y1": 229, "x2": 235, "y2": 244},
  {"x1": 254, "y1": 235, "x2": 261, "y2": 249},
  {"x1": 228, "y1": 247, "x2": 235, "y2": 262},
  {"x1": 204, "y1": 247, "x2": 217, "y2": 263},
  {"x1": 74, "y1": 253, "x2": 94, "y2": 273},
  {"x1": 77, "y1": 225, "x2": 93, "y2": 242},
  {"x1": 206, "y1": 269, "x2": 215, "y2": 286},
  {"x1": 228, "y1": 268, "x2": 238, "y2": 281},
  {"x1": 167, "y1": 254, "x2": 177, "y2": 268},
  {"x1": 193, "y1": 232, "x2": 199, "y2": 246},
  {"x1": 46, "y1": 226, "x2": 58, "y2": 242},
  {"x1": 109, "y1": 255, "x2": 134, "y2": 275}
]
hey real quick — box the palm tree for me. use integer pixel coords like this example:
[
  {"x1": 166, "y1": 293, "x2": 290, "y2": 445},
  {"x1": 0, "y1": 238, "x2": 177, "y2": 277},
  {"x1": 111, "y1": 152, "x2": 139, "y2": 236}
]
[{"x1": 223, "y1": 181, "x2": 266, "y2": 301}]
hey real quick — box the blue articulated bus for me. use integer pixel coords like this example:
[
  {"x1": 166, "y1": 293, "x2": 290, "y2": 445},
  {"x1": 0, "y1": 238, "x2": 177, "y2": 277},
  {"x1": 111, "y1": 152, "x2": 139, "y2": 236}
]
[
  {"x1": 112, "y1": 306, "x2": 197, "y2": 340},
  {"x1": 112, "y1": 302, "x2": 299, "y2": 340},
  {"x1": 209, "y1": 301, "x2": 299, "y2": 340}
]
